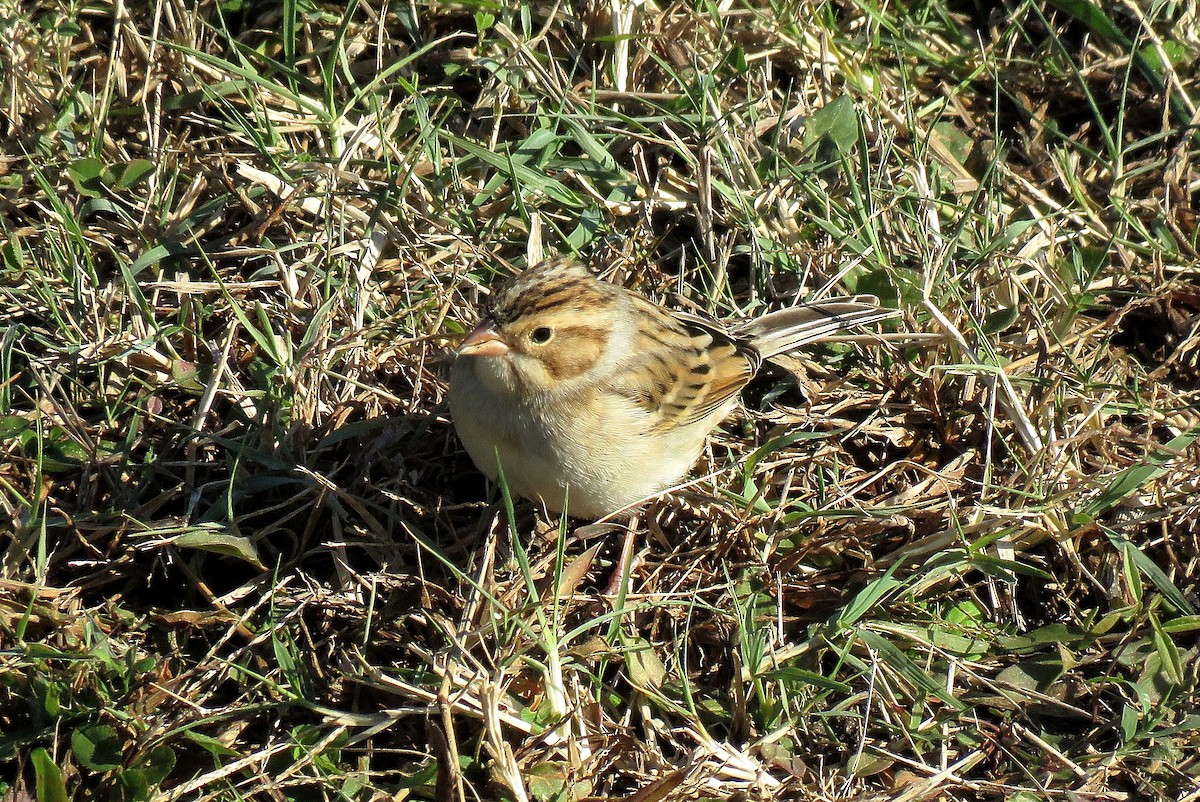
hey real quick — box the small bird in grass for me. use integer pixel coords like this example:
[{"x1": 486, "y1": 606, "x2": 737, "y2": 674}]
[{"x1": 449, "y1": 258, "x2": 894, "y2": 520}]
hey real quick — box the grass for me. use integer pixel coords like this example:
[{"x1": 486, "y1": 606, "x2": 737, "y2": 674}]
[{"x1": 2, "y1": 0, "x2": 1199, "y2": 799}]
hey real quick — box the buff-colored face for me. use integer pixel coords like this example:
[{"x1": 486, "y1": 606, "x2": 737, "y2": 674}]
[{"x1": 456, "y1": 260, "x2": 619, "y2": 392}]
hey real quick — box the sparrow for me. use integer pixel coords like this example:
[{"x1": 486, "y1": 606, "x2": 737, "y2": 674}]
[{"x1": 449, "y1": 258, "x2": 893, "y2": 519}]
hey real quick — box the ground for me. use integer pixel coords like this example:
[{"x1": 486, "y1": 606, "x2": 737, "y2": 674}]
[{"x1": 2, "y1": 0, "x2": 1199, "y2": 800}]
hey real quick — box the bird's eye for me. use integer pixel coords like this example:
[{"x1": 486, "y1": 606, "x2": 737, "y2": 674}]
[{"x1": 530, "y1": 326, "x2": 554, "y2": 344}]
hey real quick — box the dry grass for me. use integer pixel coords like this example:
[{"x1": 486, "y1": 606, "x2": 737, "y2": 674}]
[{"x1": 2, "y1": 0, "x2": 1200, "y2": 800}]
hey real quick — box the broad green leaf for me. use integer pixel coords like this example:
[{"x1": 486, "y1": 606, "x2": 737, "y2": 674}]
[
  {"x1": 526, "y1": 762, "x2": 570, "y2": 802},
  {"x1": 183, "y1": 731, "x2": 239, "y2": 759},
  {"x1": 73, "y1": 723, "x2": 123, "y2": 771},
  {"x1": 68, "y1": 157, "x2": 106, "y2": 198},
  {"x1": 172, "y1": 529, "x2": 264, "y2": 569},
  {"x1": 803, "y1": 94, "x2": 858, "y2": 155},
  {"x1": 1162, "y1": 615, "x2": 1200, "y2": 634},
  {"x1": 1149, "y1": 611, "x2": 1184, "y2": 685},
  {"x1": 982, "y1": 305, "x2": 1020, "y2": 335},
  {"x1": 0, "y1": 415, "x2": 33, "y2": 441},
  {"x1": 129, "y1": 241, "x2": 193, "y2": 276},
  {"x1": 31, "y1": 748, "x2": 68, "y2": 802},
  {"x1": 625, "y1": 637, "x2": 666, "y2": 691},
  {"x1": 996, "y1": 655, "x2": 1064, "y2": 693},
  {"x1": 115, "y1": 159, "x2": 156, "y2": 189}
]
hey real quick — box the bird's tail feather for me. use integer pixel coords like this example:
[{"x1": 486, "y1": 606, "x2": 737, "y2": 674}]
[{"x1": 738, "y1": 295, "x2": 895, "y2": 359}]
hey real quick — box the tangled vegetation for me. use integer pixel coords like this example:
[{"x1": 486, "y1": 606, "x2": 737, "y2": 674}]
[{"x1": 2, "y1": 0, "x2": 1199, "y2": 799}]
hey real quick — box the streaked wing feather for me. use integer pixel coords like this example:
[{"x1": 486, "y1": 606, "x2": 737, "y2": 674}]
[
  {"x1": 609, "y1": 294, "x2": 892, "y2": 435},
  {"x1": 610, "y1": 298, "x2": 758, "y2": 433}
]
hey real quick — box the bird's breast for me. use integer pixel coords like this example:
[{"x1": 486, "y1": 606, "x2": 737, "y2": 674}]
[{"x1": 450, "y1": 358, "x2": 714, "y2": 518}]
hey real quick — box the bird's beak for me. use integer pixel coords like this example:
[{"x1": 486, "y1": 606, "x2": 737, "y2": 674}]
[{"x1": 457, "y1": 320, "x2": 510, "y2": 357}]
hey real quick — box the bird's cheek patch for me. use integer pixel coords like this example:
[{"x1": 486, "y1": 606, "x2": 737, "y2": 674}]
[{"x1": 542, "y1": 326, "x2": 608, "y2": 381}]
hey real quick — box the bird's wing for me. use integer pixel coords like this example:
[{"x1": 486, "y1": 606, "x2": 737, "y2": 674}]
[{"x1": 608, "y1": 297, "x2": 759, "y2": 434}]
